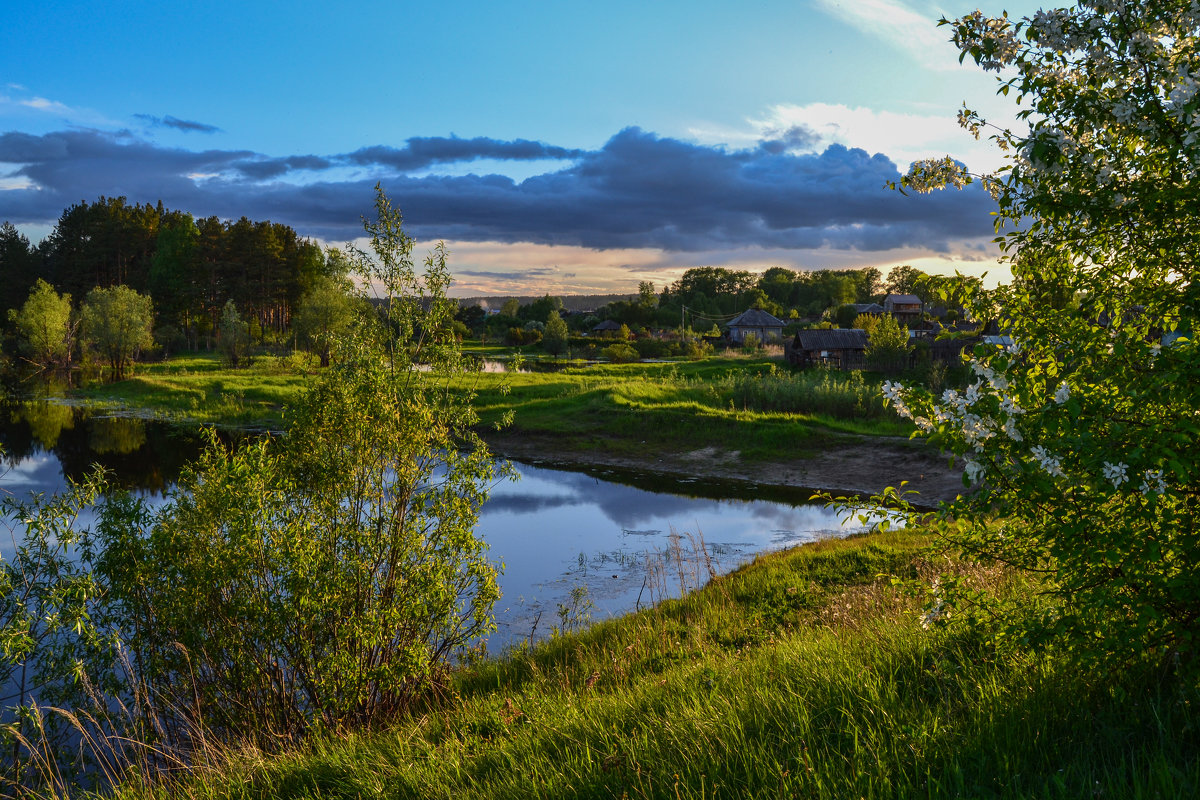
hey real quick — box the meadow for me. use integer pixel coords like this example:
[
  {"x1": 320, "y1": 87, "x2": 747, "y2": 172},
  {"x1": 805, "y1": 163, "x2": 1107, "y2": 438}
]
[{"x1": 70, "y1": 349, "x2": 914, "y2": 463}]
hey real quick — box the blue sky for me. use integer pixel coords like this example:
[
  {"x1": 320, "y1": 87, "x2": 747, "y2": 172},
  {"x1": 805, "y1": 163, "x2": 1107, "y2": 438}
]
[{"x1": 1, "y1": 0, "x2": 1041, "y2": 295}]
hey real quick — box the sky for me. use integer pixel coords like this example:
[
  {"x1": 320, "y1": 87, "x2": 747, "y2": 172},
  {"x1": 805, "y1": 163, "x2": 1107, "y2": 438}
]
[{"x1": 0, "y1": 0, "x2": 1044, "y2": 296}]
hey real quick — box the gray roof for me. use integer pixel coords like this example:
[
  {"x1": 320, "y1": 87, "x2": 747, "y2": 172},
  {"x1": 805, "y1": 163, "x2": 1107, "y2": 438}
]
[
  {"x1": 728, "y1": 308, "x2": 786, "y2": 328},
  {"x1": 794, "y1": 328, "x2": 869, "y2": 350},
  {"x1": 885, "y1": 294, "x2": 922, "y2": 305},
  {"x1": 592, "y1": 320, "x2": 623, "y2": 331},
  {"x1": 854, "y1": 303, "x2": 885, "y2": 314}
]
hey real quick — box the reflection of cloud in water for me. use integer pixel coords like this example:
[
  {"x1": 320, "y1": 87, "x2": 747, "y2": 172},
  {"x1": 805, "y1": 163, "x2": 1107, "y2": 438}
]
[
  {"x1": 1, "y1": 452, "x2": 68, "y2": 497},
  {"x1": 480, "y1": 493, "x2": 579, "y2": 516},
  {"x1": 497, "y1": 463, "x2": 725, "y2": 529}
]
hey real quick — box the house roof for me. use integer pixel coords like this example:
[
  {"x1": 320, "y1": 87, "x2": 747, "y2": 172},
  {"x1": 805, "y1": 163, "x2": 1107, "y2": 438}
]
[
  {"x1": 728, "y1": 308, "x2": 786, "y2": 328},
  {"x1": 794, "y1": 328, "x2": 869, "y2": 350},
  {"x1": 854, "y1": 303, "x2": 885, "y2": 314},
  {"x1": 885, "y1": 294, "x2": 922, "y2": 305},
  {"x1": 592, "y1": 319, "x2": 622, "y2": 331}
]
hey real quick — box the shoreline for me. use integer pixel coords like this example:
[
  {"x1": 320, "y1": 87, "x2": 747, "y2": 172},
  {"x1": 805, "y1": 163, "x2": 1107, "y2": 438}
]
[{"x1": 482, "y1": 431, "x2": 964, "y2": 507}]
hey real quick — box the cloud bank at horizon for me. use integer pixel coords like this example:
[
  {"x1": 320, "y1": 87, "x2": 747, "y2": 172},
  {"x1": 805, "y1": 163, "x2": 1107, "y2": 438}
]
[{"x1": 0, "y1": 126, "x2": 995, "y2": 255}]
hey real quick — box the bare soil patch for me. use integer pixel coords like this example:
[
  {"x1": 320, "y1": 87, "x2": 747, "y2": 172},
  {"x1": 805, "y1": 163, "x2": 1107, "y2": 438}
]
[{"x1": 483, "y1": 432, "x2": 963, "y2": 506}]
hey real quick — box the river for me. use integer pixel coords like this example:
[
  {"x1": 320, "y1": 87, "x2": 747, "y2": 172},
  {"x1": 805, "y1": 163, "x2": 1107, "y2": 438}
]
[{"x1": 0, "y1": 399, "x2": 874, "y2": 651}]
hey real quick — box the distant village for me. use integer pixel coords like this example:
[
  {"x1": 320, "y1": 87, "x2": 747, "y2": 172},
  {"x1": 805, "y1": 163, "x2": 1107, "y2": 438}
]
[{"x1": 453, "y1": 264, "x2": 997, "y2": 370}]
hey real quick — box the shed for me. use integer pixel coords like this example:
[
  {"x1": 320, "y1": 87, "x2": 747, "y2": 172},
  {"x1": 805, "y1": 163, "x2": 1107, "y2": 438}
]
[
  {"x1": 726, "y1": 308, "x2": 786, "y2": 344},
  {"x1": 787, "y1": 328, "x2": 869, "y2": 369}
]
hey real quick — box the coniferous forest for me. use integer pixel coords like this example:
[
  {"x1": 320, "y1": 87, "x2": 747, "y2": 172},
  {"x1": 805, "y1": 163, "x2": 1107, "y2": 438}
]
[{"x1": 0, "y1": 197, "x2": 332, "y2": 349}]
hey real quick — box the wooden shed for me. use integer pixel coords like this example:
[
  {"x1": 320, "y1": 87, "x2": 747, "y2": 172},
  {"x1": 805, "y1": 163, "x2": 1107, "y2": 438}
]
[{"x1": 787, "y1": 328, "x2": 869, "y2": 369}]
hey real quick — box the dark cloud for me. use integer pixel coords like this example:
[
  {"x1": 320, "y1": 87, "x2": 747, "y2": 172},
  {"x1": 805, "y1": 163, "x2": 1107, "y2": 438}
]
[
  {"x1": 345, "y1": 135, "x2": 586, "y2": 171},
  {"x1": 457, "y1": 267, "x2": 559, "y2": 281},
  {"x1": 135, "y1": 114, "x2": 223, "y2": 134},
  {"x1": 233, "y1": 154, "x2": 333, "y2": 180},
  {"x1": 758, "y1": 123, "x2": 821, "y2": 154},
  {"x1": 0, "y1": 126, "x2": 997, "y2": 251}
]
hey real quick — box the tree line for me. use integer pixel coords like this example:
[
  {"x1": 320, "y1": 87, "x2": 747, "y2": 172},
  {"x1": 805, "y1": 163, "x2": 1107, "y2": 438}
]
[{"x1": 1, "y1": 197, "x2": 335, "y2": 349}]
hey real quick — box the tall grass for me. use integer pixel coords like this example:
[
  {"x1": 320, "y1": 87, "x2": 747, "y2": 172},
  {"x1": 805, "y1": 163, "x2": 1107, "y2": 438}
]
[
  {"x1": 702, "y1": 364, "x2": 895, "y2": 420},
  {"x1": 89, "y1": 529, "x2": 1200, "y2": 799}
]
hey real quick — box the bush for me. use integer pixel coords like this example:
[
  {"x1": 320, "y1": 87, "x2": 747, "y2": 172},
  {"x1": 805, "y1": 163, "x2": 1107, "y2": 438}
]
[
  {"x1": 600, "y1": 343, "x2": 639, "y2": 363},
  {"x1": 84, "y1": 188, "x2": 507, "y2": 742}
]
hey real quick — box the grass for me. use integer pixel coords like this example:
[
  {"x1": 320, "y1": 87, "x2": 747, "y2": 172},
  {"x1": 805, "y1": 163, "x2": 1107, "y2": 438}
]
[
  {"x1": 69, "y1": 352, "x2": 914, "y2": 461},
  {"x1": 109, "y1": 528, "x2": 1200, "y2": 799}
]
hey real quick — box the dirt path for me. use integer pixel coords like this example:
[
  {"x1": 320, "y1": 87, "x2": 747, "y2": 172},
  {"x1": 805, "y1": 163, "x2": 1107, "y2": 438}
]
[{"x1": 483, "y1": 432, "x2": 964, "y2": 506}]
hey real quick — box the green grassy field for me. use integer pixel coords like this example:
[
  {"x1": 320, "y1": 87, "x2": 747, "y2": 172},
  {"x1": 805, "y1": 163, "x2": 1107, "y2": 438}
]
[
  {"x1": 113, "y1": 529, "x2": 1199, "y2": 799},
  {"x1": 72, "y1": 351, "x2": 913, "y2": 461}
]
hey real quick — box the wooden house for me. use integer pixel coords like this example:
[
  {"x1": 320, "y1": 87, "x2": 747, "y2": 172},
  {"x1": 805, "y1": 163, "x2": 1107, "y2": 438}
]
[
  {"x1": 883, "y1": 293, "x2": 923, "y2": 324},
  {"x1": 591, "y1": 319, "x2": 623, "y2": 336},
  {"x1": 787, "y1": 328, "x2": 869, "y2": 369},
  {"x1": 726, "y1": 308, "x2": 786, "y2": 344}
]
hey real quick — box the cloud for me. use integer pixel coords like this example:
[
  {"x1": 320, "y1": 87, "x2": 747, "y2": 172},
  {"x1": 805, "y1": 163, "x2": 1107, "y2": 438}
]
[
  {"x1": 757, "y1": 123, "x2": 821, "y2": 155},
  {"x1": 0, "y1": 126, "x2": 997, "y2": 259},
  {"x1": 21, "y1": 97, "x2": 75, "y2": 115},
  {"x1": 232, "y1": 154, "x2": 333, "y2": 180},
  {"x1": 345, "y1": 135, "x2": 585, "y2": 172},
  {"x1": 813, "y1": 0, "x2": 959, "y2": 70},
  {"x1": 135, "y1": 114, "x2": 223, "y2": 134},
  {"x1": 692, "y1": 103, "x2": 1004, "y2": 176},
  {"x1": 456, "y1": 267, "x2": 561, "y2": 282}
]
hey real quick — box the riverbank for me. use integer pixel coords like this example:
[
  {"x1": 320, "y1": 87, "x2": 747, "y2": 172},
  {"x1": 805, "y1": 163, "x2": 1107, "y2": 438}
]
[
  {"x1": 64, "y1": 351, "x2": 958, "y2": 500},
  {"x1": 106, "y1": 527, "x2": 1200, "y2": 799},
  {"x1": 485, "y1": 430, "x2": 963, "y2": 505}
]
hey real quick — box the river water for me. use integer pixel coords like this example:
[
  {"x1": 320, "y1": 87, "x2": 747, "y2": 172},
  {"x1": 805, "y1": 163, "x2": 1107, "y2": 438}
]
[{"x1": 0, "y1": 399, "x2": 872, "y2": 651}]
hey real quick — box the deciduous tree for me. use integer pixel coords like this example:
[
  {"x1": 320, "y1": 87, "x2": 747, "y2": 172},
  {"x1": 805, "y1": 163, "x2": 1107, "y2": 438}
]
[
  {"x1": 80, "y1": 285, "x2": 153, "y2": 379},
  {"x1": 11, "y1": 279, "x2": 74, "y2": 368},
  {"x1": 885, "y1": 0, "x2": 1200, "y2": 664}
]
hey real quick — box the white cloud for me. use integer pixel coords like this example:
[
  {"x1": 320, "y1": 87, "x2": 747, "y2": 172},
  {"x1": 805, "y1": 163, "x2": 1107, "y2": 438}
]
[
  {"x1": 692, "y1": 101, "x2": 1007, "y2": 175},
  {"x1": 813, "y1": 0, "x2": 959, "y2": 71},
  {"x1": 21, "y1": 96, "x2": 75, "y2": 115}
]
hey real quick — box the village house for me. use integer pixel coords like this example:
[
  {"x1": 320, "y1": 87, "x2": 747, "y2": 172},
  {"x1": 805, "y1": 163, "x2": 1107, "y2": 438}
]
[
  {"x1": 787, "y1": 328, "x2": 869, "y2": 369},
  {"x1": 883, "y1": 293, "x2": 923, "y2": 325},
  {"x1": 726, "y1": 308, "x2": 786, "y2": 344},
  {"x1": 591, "y1": 319, "x2": 624, "y2": 336}
]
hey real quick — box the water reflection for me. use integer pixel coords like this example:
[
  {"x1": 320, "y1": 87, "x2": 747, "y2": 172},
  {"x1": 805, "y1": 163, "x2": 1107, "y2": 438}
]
[
  {"x1": 0, "y1": 403, "x2": 875, "y2": 651},
  {"x1": 479, "y1": 462, "x2": 868, "y2": 649}
]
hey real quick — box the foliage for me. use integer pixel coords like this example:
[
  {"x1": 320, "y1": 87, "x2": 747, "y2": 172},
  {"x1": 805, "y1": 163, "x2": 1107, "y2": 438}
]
[
  {"x1": 80, "y1": 285, "x2": 154, "y2": 379},
  {"x1": 740, "y1": 332, "x2": 763, "y2": 353},
  {"x1": 0, "y1": 222, "x2": 42, "y2": 323},
  {"x1": 11, "y1": 279, "x2": 74, "y2": 367},
  {"x1": 833, "y1": 303, "x2": 858, "y2": 329},
  {"x1": 600, "y1": 342, "x2": 639, "y2": 363},
  {"x1": 0, "y1": 473, "x2": 110, "y2": 790},
  {"x1": 293, "y1": 274, "x2": 359, "y2": 367},
  {"x1": 32, "y1": 198, "x2": 329, "y2": 342},
  {"x1": 74, "y1": 187, "x2": 507, "y2": 747},
  {"x1": 888, "y1": 1, "x2": 1200, "y2": 664},
  {"x1": 217, "y1": 300, "x2": 252, "y2": 368},
  {"x1": 542, "y1": 310, "x2": 569, "y2": 357},
  {"x1": 864, "y1": 313, "x2": 910, "y2": 372}
]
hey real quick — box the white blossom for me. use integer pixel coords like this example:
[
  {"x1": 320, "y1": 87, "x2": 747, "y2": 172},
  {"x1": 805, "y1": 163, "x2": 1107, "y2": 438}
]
[
  {"x1": 1030, "y1": 445, "x2": 1064, "y2": 477},
  {"x1": 1102, "y1": 461, "x2": 1128, "y2": 488},
  {"x1": 1140, "y1": 469, "x2": 1167, "y2": 495},
  {"x1": 999, "y1": 396, "x2": 1025, "y2": 416},
  {"x1": 964, "y1": 457, "x2": 987, "y2": 483},
  {"x1": 1054, "y1": 383, "x2": 1071, "y2": 404}
]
